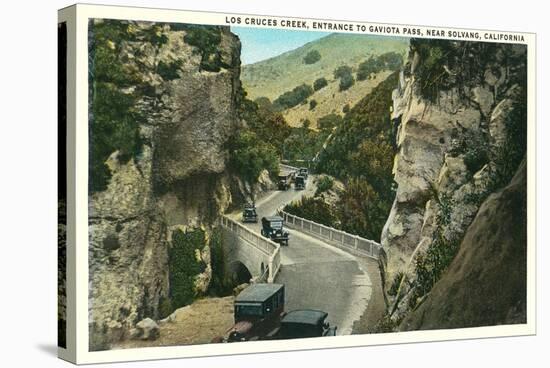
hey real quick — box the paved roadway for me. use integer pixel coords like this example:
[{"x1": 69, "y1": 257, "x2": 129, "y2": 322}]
[{"x1": 237, "y1": 176, "x2": 373, "y2": 335}]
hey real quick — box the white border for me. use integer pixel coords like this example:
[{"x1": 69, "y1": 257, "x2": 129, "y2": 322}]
[{"x1": 66, "y1": 3, "x2": 536, "y2": 364}]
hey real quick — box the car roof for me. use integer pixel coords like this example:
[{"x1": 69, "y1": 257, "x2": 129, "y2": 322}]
[
  {"x1": 264, "y1": 216, "x2": 283, "y2": 222},
  {"x1": 281, "y1": 309, "x2": 328, "y2": 325},
  {"x1": 235, "y1": 283, "x2": 284, "y2": 303}
]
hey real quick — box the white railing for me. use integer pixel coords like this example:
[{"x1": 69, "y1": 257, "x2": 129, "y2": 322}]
[
  {"x1": 278, "y1": 210, "x2": 384, "y2": 260},
  {"x1": 280, "y1": 163, "x2": 301, "y2": 172},
  {"x1": 220, "y1": 215, "x2": 281, "y2": 283}
]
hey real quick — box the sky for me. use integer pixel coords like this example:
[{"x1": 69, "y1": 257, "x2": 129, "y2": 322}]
[{"x1": 231, "y1": 27, "x2": 331, "y2": 65}]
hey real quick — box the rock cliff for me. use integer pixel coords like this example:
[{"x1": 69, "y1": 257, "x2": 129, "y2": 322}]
[
  {"x1": 87, "y1": 21, "x2": 245, "y2": 349},
  {"x1": 381, "y1": 40, "x2": 527, "y2": 324},
  {"x1": 399, "y1": 159, "x2": 527, "y2": 329}
]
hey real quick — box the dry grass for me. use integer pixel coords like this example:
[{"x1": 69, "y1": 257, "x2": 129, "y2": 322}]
[{"x1": 113, "y1": 296, "x2": 235, "y2": 349}]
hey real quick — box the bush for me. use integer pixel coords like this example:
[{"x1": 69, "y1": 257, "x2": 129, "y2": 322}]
[
  {"x1": 284, "y1": 197, "x2": 337, "y2": 228},
  {"x1": 169, "y1": 229, "x2": 207, "y2": 308},
  {"x1": 88, "y1": 20, "x2": 147, "y2": 193},
  {"x1": 303, "y1": 50, "x2": 321, "y2": 64},
  {"x1": 339, "y1": 73, "x2": 355, "y2": 91},
  {"x1": 158, "y1": 296, "x2": 174, "y2": 319},
  {"x1": 317, "y1": 113, "x2": 342, "y2": 131},
  {"x1": 157, "y1": 59, "x2": 183, "y2": 81},
  {"x1": 209, "y1": 227, "x2": 235, "y2": 296},
  {"x1": 313, "y1": 77, "x2": 328, "y2": 91},
  {"x1": 334, "y1": 65, "x2": 354, "y2": 91},
  {"x1": 309, "y1": 99, "x2": 317, "y2": 110},
  {"x1": 315, "y1": 176, "x2": 334, "y2": 196},
  {"x1": 273, "y1": 84, "x2": 314, "y2": 110},
  {"x1": 338, "y1": 178, "x2": 390, "y2": 242},
  {"x1": 182, "y1": 25, "x2": 223, "y2": 72},
  {"x1": 228, "y1": 130, "x2": 279, "y2": 183},
  {"x1": 342, "y1": 104, "x2": 350, "y2": 113},
  {"x1": 334, "y1": 65, "x2": 352, "y2": 79}
]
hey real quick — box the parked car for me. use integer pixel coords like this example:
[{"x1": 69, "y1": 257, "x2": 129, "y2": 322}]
[
  {"x1": 242, "y1": 203, "x2": 258, "y2": 223},
  {"x1": 261, "y1": 216, "x2": 289, "y2": 246},
  {"x1": 224, "y1": 283, "x2": 285, "y2": 342},
  {"x1": 274, "y1": 309, "x2": 337, "y2": 339},
  {"x1": 294, "y1": 175, "x2": 306, "y2": 190}
]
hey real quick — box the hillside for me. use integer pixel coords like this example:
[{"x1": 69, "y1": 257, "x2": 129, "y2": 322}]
[
  {"x1": 283, "y1": 70, "x2": 393, "y2": 128},
  {"x1": 241, "y1": 33, "x2": 408, "y2": 100},
  {"x1": 240, "y1": 33, "x2": 409, "y2": 128}
]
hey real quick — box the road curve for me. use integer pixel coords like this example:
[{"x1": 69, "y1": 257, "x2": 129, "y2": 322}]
[{"x1": 237, "y1": 176, "x2": 373, "y2": 335}]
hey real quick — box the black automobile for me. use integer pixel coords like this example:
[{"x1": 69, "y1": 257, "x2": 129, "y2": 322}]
[
  {"x1": 298, "y1": 167, "x2": 309, "y2": 180},
  {"x1": 226, "y1": 284, "x2": 285, "y2": 342},
  {"x1": 277, "y1": 173, "x2": 292, "y2": 191},
  {"x1": 242, "y1": 203, "x2": 258, "y2": 223},
  {"x1": 294, "y1": 175, "x2": 306, "y2": 190},
  {"x1": 275, "y1": 309, "x2": 337, "y2": 339},
  {"x1": 261, "y1": 216, "x2": 289, "y2": 246}
]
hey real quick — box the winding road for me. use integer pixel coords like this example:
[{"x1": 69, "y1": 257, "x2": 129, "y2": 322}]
[{"x1": 239, "y1": 174, "x2": 375, "y2": 335}]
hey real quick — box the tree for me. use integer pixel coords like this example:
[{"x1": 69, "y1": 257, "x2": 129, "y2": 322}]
[
  {"x1": 303, "y1": 50, "x2": 321, "y2": 64},
  {"x1": 333, "y1": 65, "x2": 354, "y2": 91},
  {"x1": 313, "y1": 77, "x2": 328, "y2": 91},
  {"x1": 318, "y1": 113, "x2": 343, "y2": 131},
  {"x1": 309, "y1": 99, "x2": 318, "y2": 110},
  {"x1": 273, "y1": 84, "x2": 314, "y2": 110},
  {"x1": 228, "y1": 130, "x2": 279, "y2": 183}
]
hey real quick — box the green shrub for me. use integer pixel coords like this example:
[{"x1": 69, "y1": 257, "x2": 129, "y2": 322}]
[
  {"x1": 227, "y1": 130, "x2": 279, "y2": 183},
  {"x1": 313, "y1": 77, "x2": 328, "y2": 91},
  {"x1": 409, "y1": 191, "x2": 460, "y2": 309},
  {"x1": 309, "y1": 99, "x2": 317, "y2": 110},
  {"x1": 317, "y1": 113, "x2": 342, "y2": 131},
  {"x1": 273, "y1": 84, "x2": 314, "y2": 110},
  {"x1": 88, "y1": 20, "x2": 147, "y2": 193},
  {"x1": 169, "y1": 229, "x2": 207, "y2": 308},
  {"x1": 334, "y1": 65, "x2": 352, "y2": 79},
  {"x1": 315, "y1": 176, "x2": 334, "y2": 195},
  {"x1": 464, "y1": 146, "x2": 489, "y2": 175},
  {"x1": 342, "y1": 104, "x2": 350, "y2": 113},
  {"x1": 209, "y1": 227, "x2": 235, "y2": 296},
  {"x1": 333, "y1": 65, "x2": 355, "y2": 91},
  {"x1": 284, "y1": 197, "x2": 337, "y2": 228},
  {"x1": 303, "y1": 50, "x2": 321, "y2": 64},
  {"x1": 183, "y1": 25, "x2": 223, "y2": 72},
  {"x1": 157, "y1": 59, "x2": 183, "y2": 81},
  {"x1": 339, "y1": 73, "x2": 355, "y2": 91},
  {"x1": 338, "y1": 178, "x2": 390, "y2": 242},
  {"x1": 158, "y1": 296, "x2": 174, "y2": 319}
]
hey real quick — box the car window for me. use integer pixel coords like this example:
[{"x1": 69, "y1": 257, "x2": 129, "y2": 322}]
[{"x1": 235, "y1": 304, "x2": 263, "y2": 317}]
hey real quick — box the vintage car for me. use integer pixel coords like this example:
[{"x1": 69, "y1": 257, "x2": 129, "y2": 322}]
[
  {"x1": 274, "y1": 309, "x2": 337, "y2": 339},
  {"x1": 261, "y1": 216, "x2": 289, "y2": 246},
  {"x1": 294, "y1": 175, "x2": 306, "y2": 190},
  {"x1": 277, "y1": 173, "x2": 292, "y2": 191},
  {"x1": 224, "y1": 283, "x2": 285, "y2": 342},
  {"x1": 242, "y1": 203, "x2": 258, "y2": 223},
  {"x1": 298, "y1": 167, "x2": 309, "y2": 180}
]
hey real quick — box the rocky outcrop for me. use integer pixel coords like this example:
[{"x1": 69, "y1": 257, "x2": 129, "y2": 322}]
[
  {"x1": 381, "y1": 40, "x2": 527, "y2": 323},
  {"x1": 400, "y1": 159, "x2": 527, "y2": 329},
  {"x1": 88, "y1": 22, "x2": 244, "y2": 349}
]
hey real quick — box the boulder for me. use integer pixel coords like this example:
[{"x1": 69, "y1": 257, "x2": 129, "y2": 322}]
[{"x1": 135, "y1": 318, "x2": 160, "y2": 341}]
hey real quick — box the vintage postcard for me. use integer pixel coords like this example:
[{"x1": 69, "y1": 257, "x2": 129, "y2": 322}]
[{"x1": 58, "y1": 4, "x2": 536, "y2": 364}]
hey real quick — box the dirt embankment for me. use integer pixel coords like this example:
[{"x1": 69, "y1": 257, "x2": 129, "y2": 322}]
[{"x1": 113, "y1": 296, "x2": 235, "y2": 349}]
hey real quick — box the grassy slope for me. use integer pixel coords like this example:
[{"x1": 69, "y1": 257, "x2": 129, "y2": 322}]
[{"x1": 241, "y1": 33, "x2": 408, "y2": 127}]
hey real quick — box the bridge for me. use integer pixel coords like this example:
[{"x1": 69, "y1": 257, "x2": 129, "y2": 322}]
[{"x1": 220, "y1": 165, "x2": 384, "y2": 335}]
